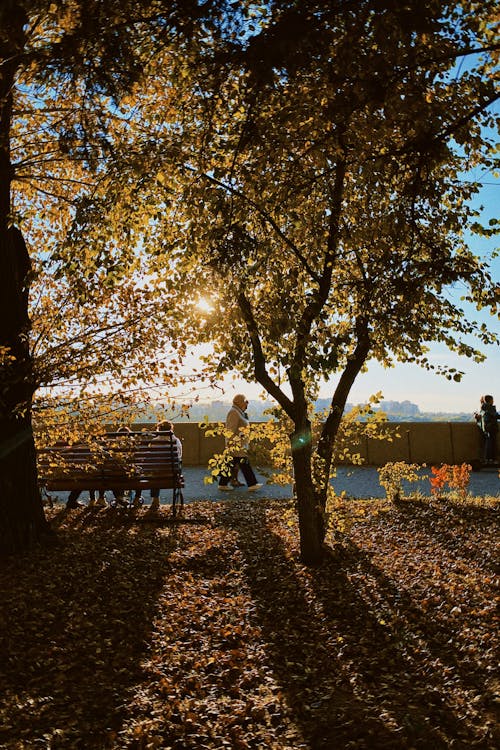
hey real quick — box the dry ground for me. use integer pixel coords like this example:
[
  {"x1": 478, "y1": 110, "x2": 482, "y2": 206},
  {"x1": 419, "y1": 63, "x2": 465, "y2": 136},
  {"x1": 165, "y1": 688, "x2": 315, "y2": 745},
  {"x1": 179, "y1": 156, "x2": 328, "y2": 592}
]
[{"x1": 0, "y1": 495, "x2": 498, "y2": 749}]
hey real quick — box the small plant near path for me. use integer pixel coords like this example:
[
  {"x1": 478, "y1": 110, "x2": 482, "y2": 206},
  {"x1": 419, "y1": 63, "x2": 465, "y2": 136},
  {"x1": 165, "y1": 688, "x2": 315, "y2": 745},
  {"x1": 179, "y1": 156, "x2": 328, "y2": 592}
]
[
  {"x1": 430, "y1": 463, "x2": 473, "y2": 500},
  {"x1": 378, "y1": 461, "x2": 422, "y2": 502}
]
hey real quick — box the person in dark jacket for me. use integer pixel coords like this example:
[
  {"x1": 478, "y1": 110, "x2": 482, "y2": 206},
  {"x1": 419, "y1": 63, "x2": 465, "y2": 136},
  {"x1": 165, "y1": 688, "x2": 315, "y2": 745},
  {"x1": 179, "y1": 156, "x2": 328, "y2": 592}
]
[{"x1": 475, "y1": 394, "x2": 499, "y2": 463}]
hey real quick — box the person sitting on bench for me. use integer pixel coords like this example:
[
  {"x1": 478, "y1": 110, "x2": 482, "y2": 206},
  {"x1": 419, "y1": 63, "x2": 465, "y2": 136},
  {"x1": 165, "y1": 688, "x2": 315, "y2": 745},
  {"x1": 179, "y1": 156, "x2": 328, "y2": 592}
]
[
  {"x1": 149, "y1": 420, "x2": 183, "y2": 511},
  {"x1": 110, "y1": 426, "x2": 144, "y2": 508}
]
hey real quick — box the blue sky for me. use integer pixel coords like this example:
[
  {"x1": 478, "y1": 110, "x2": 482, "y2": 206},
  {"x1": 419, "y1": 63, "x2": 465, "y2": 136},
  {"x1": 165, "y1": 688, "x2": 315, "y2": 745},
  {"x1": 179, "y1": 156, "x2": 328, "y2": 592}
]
[
  {"x1": 213, "y1": 347, "x2": 498, "y2": 413},
  {"x1": 343, "y1": 178, "x2": 500, "y2": 413}
]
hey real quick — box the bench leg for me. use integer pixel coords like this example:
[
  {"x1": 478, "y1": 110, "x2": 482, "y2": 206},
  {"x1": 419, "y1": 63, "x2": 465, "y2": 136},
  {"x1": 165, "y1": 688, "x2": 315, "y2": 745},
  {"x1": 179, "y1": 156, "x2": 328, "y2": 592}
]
[{"x1": 172, "y1": 486, "x2": 184, "y2": 517}]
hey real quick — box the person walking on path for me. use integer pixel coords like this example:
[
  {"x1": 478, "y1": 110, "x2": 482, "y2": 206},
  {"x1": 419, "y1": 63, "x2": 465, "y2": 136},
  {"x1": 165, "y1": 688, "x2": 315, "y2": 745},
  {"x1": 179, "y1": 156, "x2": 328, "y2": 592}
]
[
  {"x1": 218, "y1": 394, "x2": 262, "y2": 492},
  {"x1": 475, "y1": 394, "x2": 499, "y2": 463}
]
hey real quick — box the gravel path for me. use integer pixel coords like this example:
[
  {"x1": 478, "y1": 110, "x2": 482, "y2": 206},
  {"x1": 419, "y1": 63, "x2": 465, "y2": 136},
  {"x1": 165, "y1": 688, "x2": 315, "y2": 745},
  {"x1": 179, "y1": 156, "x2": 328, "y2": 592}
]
[{"x1": 49, "y1": 464, "x2": 499, "y2": 507}]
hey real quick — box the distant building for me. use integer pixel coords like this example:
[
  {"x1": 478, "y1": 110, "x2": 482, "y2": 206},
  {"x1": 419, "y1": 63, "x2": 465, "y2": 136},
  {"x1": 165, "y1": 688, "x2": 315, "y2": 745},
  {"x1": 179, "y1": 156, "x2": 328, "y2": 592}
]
[
  {"x1": 132, "y1": 397, "x2": 471, "y2": 424},
  {"x1": 379, "y1": 400, "x2": 420, "y2": 416}
]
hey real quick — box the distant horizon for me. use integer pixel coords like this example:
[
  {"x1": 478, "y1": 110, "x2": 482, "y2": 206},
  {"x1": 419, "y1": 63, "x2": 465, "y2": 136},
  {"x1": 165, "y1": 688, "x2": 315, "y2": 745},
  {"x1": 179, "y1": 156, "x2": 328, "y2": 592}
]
[
  {"x1": 165, "y1": 395, "x2": 476, "y2": 416},
  {"x1": 174, "y1": 364, "x2": 494, "y2": 415},
  {"x1": 200, "y1": 348, "x2": 498, "y2": 415}
]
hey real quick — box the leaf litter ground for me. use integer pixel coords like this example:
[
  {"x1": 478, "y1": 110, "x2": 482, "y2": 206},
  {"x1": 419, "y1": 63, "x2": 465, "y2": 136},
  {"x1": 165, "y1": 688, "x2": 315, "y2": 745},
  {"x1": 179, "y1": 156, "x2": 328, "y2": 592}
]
[{"x1": 0, "y1": 495, "x2": 498, "y2": 749}]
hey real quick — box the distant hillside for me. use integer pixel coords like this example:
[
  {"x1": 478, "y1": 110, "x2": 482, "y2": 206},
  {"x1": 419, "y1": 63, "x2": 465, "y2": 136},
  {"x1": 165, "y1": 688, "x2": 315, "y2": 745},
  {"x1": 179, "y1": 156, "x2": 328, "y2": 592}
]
[{"x1": 136, "y1": 399, "x2": 474, "y2": 423}]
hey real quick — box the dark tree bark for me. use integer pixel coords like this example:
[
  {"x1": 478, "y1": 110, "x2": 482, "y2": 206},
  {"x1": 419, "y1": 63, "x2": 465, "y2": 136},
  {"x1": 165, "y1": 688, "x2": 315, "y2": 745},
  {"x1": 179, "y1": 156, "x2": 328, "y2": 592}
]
[
  {"x1": 0, "y1": 2, "x2": 48, "y2": 554},
  {"x1": 0, "y1": 228, "x2": 47, "y2": 554},
  {"x1": 285, "y1": 318, "x2": 371, "y2": 565},
  {"x1": 291, "y1": 424, "x2": 325, "y2": 566},
  {"x1": 0, "y1": 0, "x2": 213, "y2": 553}
]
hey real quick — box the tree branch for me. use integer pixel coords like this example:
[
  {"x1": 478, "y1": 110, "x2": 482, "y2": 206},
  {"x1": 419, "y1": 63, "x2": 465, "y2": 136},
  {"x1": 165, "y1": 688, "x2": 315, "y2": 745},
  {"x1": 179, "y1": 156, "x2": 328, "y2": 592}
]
[
  {"x1": 317, "y1": 316, "x2": 371, "y2": 475},
  {"x1": 186, "y1": 166, "x2": 321, "y2": 283},
  {"x1": 236, "y1": 290, "x2": 295, "y2": 418}
]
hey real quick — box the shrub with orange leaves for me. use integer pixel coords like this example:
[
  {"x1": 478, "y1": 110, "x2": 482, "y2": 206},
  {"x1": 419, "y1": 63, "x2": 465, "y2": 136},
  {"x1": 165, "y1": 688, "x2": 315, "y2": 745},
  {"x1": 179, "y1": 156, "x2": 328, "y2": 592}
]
[{"x1": 430, "y1": 463, "x2": 472, "y2": 499}]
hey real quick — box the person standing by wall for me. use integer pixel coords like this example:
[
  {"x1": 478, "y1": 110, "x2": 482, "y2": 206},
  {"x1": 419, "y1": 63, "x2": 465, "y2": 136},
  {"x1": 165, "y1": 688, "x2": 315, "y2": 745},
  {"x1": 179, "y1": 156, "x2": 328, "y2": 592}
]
[
  {"x1": 218, "y1": 394, "x2": 262, "y2": 491},
  {"x1": 475, "y1": 394, "x2": 500, "y2": 464}
]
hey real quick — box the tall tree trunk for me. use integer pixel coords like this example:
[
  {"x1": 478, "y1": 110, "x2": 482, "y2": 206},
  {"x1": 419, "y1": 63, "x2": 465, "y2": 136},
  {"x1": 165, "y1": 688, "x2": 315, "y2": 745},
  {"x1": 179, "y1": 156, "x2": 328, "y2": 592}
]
[
  {"x1": 289, "y1": 394, "x2": 326, "y2": 565},
  {"x1": 0, "y1": 227, "x2": 47, "y2": 554},
  {"x1": 316, "y1": 317, "x2": 371, "y2": 509},
  {"x1": 0, "y1": 2, "x2": 48, "y2": 554},
  {"x1": 293, "y1": 319, "x2": 371, "y2": 559}
]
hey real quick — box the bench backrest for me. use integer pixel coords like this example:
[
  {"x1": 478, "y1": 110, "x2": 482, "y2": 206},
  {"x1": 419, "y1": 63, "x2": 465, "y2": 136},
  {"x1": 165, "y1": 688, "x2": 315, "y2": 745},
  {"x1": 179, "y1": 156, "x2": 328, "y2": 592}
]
[{"x1": 38, "y1": 431, "x2": 182, "y2": 487}]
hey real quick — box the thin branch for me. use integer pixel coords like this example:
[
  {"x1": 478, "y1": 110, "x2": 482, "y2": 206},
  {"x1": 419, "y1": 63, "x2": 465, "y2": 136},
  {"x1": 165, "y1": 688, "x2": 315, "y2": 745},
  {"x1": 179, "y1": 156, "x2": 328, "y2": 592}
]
[
  {"x1": 184, "y1": 166, "x2": 321, "y2": 283},
  {"x1": 15, "y1": 179, "x2": 78, "y2": 203}
]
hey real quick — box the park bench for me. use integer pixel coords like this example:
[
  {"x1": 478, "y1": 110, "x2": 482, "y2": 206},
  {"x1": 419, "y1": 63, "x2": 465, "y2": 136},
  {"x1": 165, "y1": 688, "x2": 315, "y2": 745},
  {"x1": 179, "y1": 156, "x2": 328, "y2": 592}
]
[{"x1": 38, "y1": 431, "x2": 184, "y2": 514}]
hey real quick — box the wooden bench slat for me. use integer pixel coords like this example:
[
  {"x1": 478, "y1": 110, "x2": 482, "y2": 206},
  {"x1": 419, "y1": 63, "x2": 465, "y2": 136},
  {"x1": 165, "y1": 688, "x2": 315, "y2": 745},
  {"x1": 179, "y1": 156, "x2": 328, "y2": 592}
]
[
  {"x1": 38, "y1": 433, "x2": 185, "y2": 512},
  {"x1": 45, "y1": 477, "x2": 185, "y2": 490}
]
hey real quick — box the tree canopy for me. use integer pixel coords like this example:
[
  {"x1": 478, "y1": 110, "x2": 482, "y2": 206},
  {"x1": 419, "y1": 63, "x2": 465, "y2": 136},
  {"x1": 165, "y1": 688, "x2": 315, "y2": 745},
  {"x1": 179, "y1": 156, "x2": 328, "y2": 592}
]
[
  {"x1": 4, "y1": 0, "x2": 227, "y2": 437},
  {"x1": 0, "y1": 0, "x2": 227, "y2": 552},
  {"x1": 77, "y1": 0, "x2": 499, "y2": 561}
]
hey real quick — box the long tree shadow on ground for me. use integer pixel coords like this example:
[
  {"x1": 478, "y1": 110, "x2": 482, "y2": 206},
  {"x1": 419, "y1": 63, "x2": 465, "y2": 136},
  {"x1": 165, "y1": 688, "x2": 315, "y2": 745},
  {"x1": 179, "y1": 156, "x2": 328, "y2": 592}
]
[
  {"x1": 1, "y1": 499, "x2": 496, "y2": 749},
  {"x1": 309, "y1": 541, "x2": 497, "y2": 749},
  {"x1": 391, "y1": 497, "x2": 498, "y2": 571},
  {"x1": 0, "y1": 507, "x2": 181, "y2": 748},
  {"x1": 216, "y1": 499, "x2": 498, "y2": 749}
]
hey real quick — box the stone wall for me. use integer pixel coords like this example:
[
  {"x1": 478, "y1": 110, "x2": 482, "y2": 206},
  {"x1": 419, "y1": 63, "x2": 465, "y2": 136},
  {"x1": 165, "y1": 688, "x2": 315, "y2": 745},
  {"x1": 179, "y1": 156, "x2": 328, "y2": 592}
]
[{"x1": 135, "y1": 422, "x2": 484, "y2": 467}]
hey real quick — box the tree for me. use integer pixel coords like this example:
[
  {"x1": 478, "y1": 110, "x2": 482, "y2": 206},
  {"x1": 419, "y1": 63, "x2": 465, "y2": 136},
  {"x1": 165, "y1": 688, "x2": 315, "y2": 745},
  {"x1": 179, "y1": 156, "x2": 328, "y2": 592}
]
[
  {"x1": 101, "y1": 0, "x2": 499, "y2": 563},
  {"x1": 0, "y1": 2, "x2": 48, "y2": 552},
  {"x1": 0, "y1": 0, "x2": 220, "y2": 553}
]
